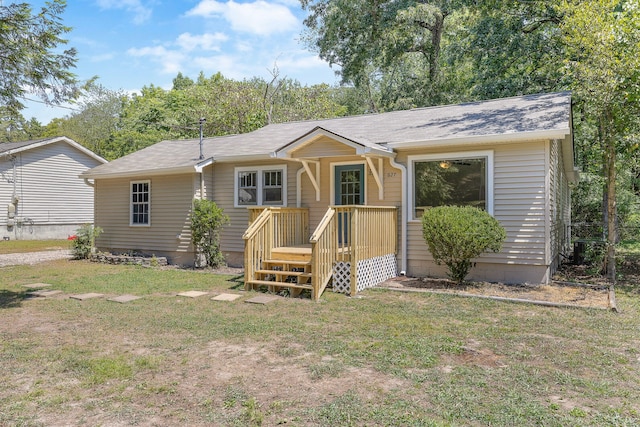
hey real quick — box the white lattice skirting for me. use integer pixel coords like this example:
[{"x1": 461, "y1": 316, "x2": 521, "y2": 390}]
[{"x1": 333, "y1": 253, "x2": 397, "y2": 294}]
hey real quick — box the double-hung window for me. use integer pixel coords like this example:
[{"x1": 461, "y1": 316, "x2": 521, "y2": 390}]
[
  {"x1": 409, "y1": 151, "x2": 493, "y2": 220},
  {"x1": 235, "y1": 165, "x2": 287, "y2": 207},
  {"x1": 130, "y1": 180, "x2": 150, "y2": 226}
]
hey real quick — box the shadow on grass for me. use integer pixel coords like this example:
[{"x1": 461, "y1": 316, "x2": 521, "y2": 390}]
[
  {"x1": 226, "y1": 274, "x2": 245, "y2": 290},
  {"x1": 0, "y1": 290, "x2": 30, "y2": 309}
]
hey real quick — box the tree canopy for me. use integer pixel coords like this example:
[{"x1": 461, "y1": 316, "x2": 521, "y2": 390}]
[{"x1": 0, "y1": 0, "x2": 80, "y2": 118}]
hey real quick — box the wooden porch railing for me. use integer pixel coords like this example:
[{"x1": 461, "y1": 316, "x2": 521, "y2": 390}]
[
  {"x1": 243, "y1": 207, "x2": 310, "y2": 295},
  {"x1": 247, "y1": 207, "x2": 309, "y2": 248},
  {"x1": 309, "y1": 208, "x2": 337, "y2": 301},
  {"x1": 333, "y1": 206, "x2": 398, "y2": 296}
]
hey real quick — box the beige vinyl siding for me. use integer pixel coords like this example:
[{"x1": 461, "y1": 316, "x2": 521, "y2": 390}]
[
  {"x1": 549, "y1": 138, "x2": 571, "y2": 268},
  {"x1": 95, "y1": 174, "x2": 195, "y2": 262},
  {"x1": 400, "y1": 141, "x2": 550, "y2": 278},
  {"x1": 291, "y1": 136, "x2": 355, "y2": 158},
  {"x1": 213, "y1": 154, "x2": 403, "y2": 262},
  {"x1": 210, "y1": 161, "x2": 301, "y2": 256},
  {"x1": 0, "y1": 141, "x2": 101, "y2": 227},
  {"x1": 299, "y1": 155, "x2": 403, "y2": 253}
]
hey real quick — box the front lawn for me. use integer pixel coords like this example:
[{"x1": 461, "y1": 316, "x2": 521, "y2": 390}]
[
  {"x1": 0, "y1": 239, "x2": 70, "y2": 255},
  {"x1": 1, "y1": 258, "x2": 639, "y2": 426}
]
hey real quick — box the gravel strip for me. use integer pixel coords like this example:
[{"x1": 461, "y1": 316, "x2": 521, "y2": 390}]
[{"x1": 0, "y1": 250, "x2": 72, "y2": 267}]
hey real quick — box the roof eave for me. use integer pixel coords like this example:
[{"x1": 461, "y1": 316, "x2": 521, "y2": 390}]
[
  {"x1": 80, "y1": 164, "x2": 199, "y2": 180},
  {"x1": 386, "y1": 128, "x2": 572, "y2": 149},
  {"x1": 4, "y1": 136, "x2": 108, "y2": 164}
]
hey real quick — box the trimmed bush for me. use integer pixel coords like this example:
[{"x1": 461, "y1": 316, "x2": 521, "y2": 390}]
[
  {"x1": 190, "y1": 199, "x2": 229, "y2": 268},
  {"x1": 421, "y1": 206, "x2": 506, "y2": 284},
  {"x1": 70, "y1": 224, "x2": 103, "y2": 259}
]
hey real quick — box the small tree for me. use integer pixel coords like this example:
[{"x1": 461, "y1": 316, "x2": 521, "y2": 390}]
[
  {"x1": 421, "y1": 206, "x2": 506, "y2": 284},
  {"x1": 70, "y1": 224, "x2": 102, "y2": 260},
  {"x1": 190, "y1": 199, "x2": 229, "y2": 268}
]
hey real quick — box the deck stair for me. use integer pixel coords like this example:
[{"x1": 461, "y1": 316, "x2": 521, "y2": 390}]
[{"x1": 246, "y1": 246, "x2": 313, "y2": 297}]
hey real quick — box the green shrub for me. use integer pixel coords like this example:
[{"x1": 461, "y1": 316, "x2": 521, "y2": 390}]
[
  {"x1": 70, "y1": 224, "x2": 103, "y2": 259},
  {"x1": 190, "y1": 199, "x2": 229, "y2": 268},
  {"x1": 421, "y1": 206, "x2": 506, "y2": 284}
]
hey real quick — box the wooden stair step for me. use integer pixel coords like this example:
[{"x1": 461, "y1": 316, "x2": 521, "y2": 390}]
[
  {"x1": 247, "y1": 280, "x2": 313, "y2": 290},
  {"x1": 255, "y1": 269, "x2": 311, "y2": 277},
  {"x1": 262, "y1": 259, "x2": 311, "y2": 266}
]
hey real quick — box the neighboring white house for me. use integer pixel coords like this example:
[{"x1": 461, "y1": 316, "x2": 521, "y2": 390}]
[{"x1": 0, "y1": 136, "x2": 107, "y2": 240}]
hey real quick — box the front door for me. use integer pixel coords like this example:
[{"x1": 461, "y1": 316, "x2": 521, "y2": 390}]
[
  {"x1": 334, "y1": 164, "x2": 365, "y2": 206},
  {"x1": 335, "y1": 164, "x2": 365, "y2": 244}
]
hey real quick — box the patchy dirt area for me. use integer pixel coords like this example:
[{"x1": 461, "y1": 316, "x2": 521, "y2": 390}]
[{"x1": 379, "y1": 268, "x2": 613, "y2": 310}]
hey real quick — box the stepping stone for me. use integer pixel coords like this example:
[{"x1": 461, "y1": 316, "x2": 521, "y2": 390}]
[
  {"x1": 69, "y1": 293, "x2": 104, "y2": 301},
  {"x1": 28, "y1": 289, "x2": 62, "y2": 297},
  {"x1": 22, "y1": 283, "x2": 52, "y2": 289},
  {"x1": 211, "y1": 293, "x2": 241, "y2": 302},
  {"x1": 177, "y1": 291, "x2": 208, "y2": 298},
  {"x1": 108, "y1": 294, "x2": 142, "y2": 303},
  {"x1": 245, "y1": 295, "x2": 280, "y2": 305}
]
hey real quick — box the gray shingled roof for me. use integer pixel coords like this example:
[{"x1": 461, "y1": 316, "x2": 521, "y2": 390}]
[
  {"x1": 82, "y1": 92, "x2": 572, "y2": 179},
  {"x1": 0, "y1": 136, "x2": 107, "y2": 164},
  {"x1": 0, "y1": 138, "x2": 52, "y2": 154}
]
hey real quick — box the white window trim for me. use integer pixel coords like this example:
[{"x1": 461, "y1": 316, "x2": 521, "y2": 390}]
[
  {"x1": 234, "y1": 165, "x2": 288, "y2": 208},
  {"x1": 329, "y1": 160, "x2": 367, "y2": 206},
  {"x1": 130, "y1": 179, "x2": 151, "y2": 227},
  {"x1": 408, "y1": 150, "x2": 494, "y2": 222}
]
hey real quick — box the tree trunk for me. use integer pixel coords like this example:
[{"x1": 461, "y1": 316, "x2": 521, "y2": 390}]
[{"x1": 603, "y1": 113, "x2": 616, "y2": 283}]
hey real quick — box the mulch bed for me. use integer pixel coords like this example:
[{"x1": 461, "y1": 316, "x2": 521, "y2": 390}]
[{"x1": 379, "y1": 270, "x2": 614, "y2": 310}]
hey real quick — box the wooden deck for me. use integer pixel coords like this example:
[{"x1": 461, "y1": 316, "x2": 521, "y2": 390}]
[{"x1": 243, "y1": 206, "x2": 397, "y2": 301}]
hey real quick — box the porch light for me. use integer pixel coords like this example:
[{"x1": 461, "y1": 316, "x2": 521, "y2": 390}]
[{"x1": 439, "y1": 160, "x2": 451, "y2": 169}]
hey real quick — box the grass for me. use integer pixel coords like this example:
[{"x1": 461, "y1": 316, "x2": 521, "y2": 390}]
[
  {"x1": 1, "y1": 255, "x2": 639, "y2": 425},
  {"x1": 0, "y1": 239, "x2": 70, "y2": 254}
]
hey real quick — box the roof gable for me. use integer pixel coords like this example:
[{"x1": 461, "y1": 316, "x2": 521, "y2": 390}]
[{"x1": 0, "y1": 136, "x2": 107, "y2": 164}]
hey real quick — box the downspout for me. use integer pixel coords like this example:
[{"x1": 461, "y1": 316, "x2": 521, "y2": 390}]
[
  {"x1": 389, "y1": 157, "x2": 407, "y2": 275},
  {"x1": 200, "y1": 172, "x2": 205, "y2": 200},
  {"x1": 296, "y1": 167, "x2": 305, "y2": 208}
]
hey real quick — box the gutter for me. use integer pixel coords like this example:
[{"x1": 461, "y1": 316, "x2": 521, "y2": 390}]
[
  {"x1": 389, "y1": 157, "x2": 407, "y2": 275},
  {"x1": 385, "y1": 128, "x2": 572, "y2": 150}
]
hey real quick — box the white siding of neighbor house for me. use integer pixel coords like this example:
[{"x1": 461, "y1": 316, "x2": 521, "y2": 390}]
[
  {"x1": 399, "y1": 141, "x2": 552, "y2": 283},
  {"x1": 0, "y1": 141, "x2": 102, "y2": 240},
  {"x1": 94, "y1": 174, "x2": 196, "y2": 265}
]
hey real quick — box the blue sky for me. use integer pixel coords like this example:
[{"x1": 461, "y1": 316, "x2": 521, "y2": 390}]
[{"x1": 21, "y1": 0, "x2": 340, "y2": 123}]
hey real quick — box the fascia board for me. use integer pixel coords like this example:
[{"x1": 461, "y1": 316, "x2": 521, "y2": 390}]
[
  {"x1": 5, "y1": 136, "x2": 108, "y2": 164},
  {"x1": 385, "y1": 128, "x2": 571, "y2": 149},
  {"x1": 80, "y1": 165, "x2": 199, "y2": 179}
]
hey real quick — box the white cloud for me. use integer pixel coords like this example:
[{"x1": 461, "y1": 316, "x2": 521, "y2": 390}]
[
  {"x1": 176, "y1": 32, "x2": 229, "y2": 52},
  {"x1": 186, "y1": 0, "x2": 299, "y2": 36},
  {"x1": 127, "y1": 46, "x2": 185, "y2": 74},
  {"x1": 127, "y1": 32, "x2": 229, "y2": 75},
  {"x1": 90, "y1": 53, "x2": 116, "y2": 62},
  {"x1": 95, "y1": 0, "x2": 152, "y2": 24}
]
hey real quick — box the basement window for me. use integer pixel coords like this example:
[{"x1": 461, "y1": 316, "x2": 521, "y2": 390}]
[
  {"x1": 130, "y1": 180, "x2": 150, "y2": 226},
  {"x1": 235, "y1": 165, "x2": 287, "y2": 207}
]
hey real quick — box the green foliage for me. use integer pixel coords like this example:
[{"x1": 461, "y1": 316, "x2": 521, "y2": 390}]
[
  {"x1": 561, "y1": 0, "x2": 640, "y2": 280},
  {"x1": 421, "y1": 206, "x2": 506, "y2": 283},
  {"x1": 43, "y1": 72, "x2": 350, "y2": 160},
  {"x1": 70, "y1": 224, "x2": 103, "y2": 260},
  {"x1": 0, "y1": 0, "x2": 79, "y2": 118},
  {"x1": 190, "y1": 199, "x2": 229, "y2": 268}
]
